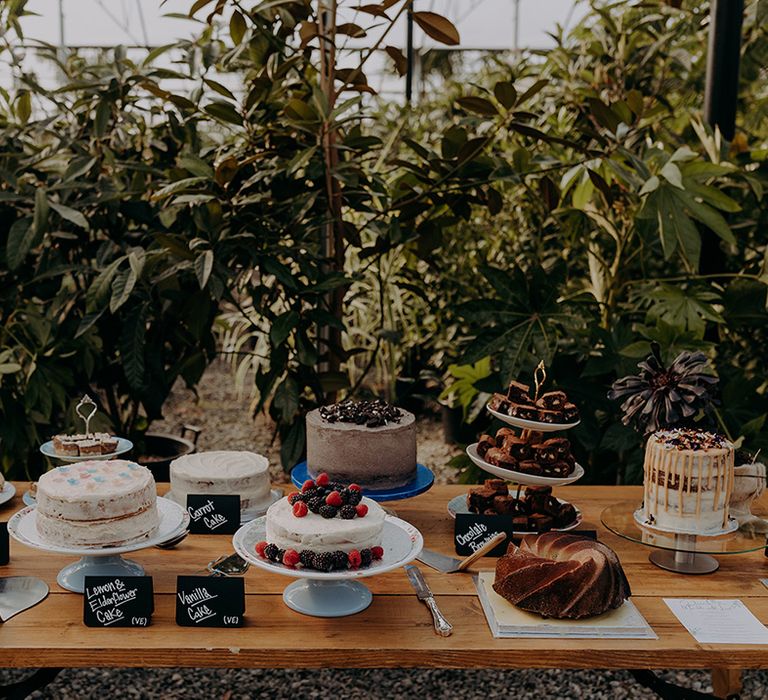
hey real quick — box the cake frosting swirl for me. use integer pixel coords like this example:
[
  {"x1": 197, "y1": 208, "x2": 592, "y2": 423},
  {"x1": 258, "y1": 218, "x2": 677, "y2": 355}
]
[
  {"x1": 170, "y1": 450, "x2": 271, "y2": 511},
  {"x1": 36, "y1": 460, "x2": 159, "y2": 547}
]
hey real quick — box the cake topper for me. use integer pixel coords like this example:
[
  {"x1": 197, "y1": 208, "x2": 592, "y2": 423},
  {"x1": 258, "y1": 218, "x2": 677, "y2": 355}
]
[{"x1": 75, "y1": 395, "x2": 98, "y2": 437}]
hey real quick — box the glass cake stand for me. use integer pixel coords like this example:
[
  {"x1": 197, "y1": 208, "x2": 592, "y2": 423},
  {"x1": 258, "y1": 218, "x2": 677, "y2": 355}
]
[
  {"x1": 601, "y1": 501, "x2": 768, "y2": 574},
  {"x1": 233, "y1": 515, "x2": 423, "y2": 617}
]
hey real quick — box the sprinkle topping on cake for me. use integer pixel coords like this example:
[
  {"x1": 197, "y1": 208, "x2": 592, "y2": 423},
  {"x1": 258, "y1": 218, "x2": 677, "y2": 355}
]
[
  {"x1": 319, "y1": 399, "x2": 402, "y2": 428},
  {"x1": 653, "y1": 428, "x2": 731, "y2": 451}
]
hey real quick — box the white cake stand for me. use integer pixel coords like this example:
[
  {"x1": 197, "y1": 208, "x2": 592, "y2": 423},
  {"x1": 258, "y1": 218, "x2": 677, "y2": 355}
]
[
  {"x1": 233, "y1": 515, "x2": 423, "y2": 617},
  {"x1": 486, "y1": 405, "x2": 580, "y2": 432},
  {"x1": 465, "y1": 443, "x2": 584, "y2": 486},
  {"x1": 39, "y1": 437, "x2": 134, "y2": 462},
  {"x1": 7, "y1": 497, "x2": 189, "y2": 593}
]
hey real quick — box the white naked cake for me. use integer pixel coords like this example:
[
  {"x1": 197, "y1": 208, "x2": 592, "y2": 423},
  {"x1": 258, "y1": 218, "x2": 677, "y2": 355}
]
[
  {"x1": 306, "y1": 399, "x2": 417, "y2": 489},
  {"x1": 170, "y1": 451, "x2": 271, "y2": 510},
  {"x1": 36, "y1": 460, "x2": 159, "y2": 547},
  {"x1": 640, "y1": 429, "x2": 735, "y2": 534},
  {"x1": 256, "y1": 474, "x2": 386, "y2": 571}
]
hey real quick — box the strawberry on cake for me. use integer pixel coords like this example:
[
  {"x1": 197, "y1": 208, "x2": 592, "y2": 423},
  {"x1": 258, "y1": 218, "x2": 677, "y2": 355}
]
[{"x1": 255, "y1": 473, "x2": 385, "y2": 571}]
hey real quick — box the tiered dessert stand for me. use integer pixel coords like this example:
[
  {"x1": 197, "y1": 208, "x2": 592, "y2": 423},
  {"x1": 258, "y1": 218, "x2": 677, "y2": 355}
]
[
  {"x1": 26, "y1": 395, "x2": 133, "y2": 507},
  {"x1": 601, "y1": 500, "x2": 767, "y2": 574},
  {"x1": 466, "y1": 363, "x2": 585, "y2": 519},
  {"x1": 233, "y1": 515, "x2": 423, "y2": 617},
  {"x1": 8, "y1": 497, "x2": 189, "y2": 593}
]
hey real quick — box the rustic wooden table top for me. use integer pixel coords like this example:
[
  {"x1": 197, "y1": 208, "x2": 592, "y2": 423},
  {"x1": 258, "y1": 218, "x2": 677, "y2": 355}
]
[{"x1": 1, "y1": 482, "x2": 767, "y2": 670}]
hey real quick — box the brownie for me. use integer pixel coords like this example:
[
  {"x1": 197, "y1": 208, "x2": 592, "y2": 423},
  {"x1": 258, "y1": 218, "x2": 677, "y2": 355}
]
[
  {"x1": 484, "y1": 448, "x2": 517, "y2": 471},
  {"x1": 535, "y1": 390, "x2": 568, "y2": 410},
  {"x1": 511, "y1": 404, "x2": 539, "y2": 421},
  {"x1": 505, "y1": 380, "x2": 531, "y2": 404},
  {"x1": 517, "y1": 460, "x2": 543, "y2": 476},
  {"x1": 524, "y1": 485, "x2": 553, "y2": 498},
  {"x1": 511, "y1": 515, "x2": 530, "y2": 530},
  {"x1": 545, "y1": 460, "x2": 575, "y2": 478},
  {"x1": 562, "y1": 403, "x2": 580, "y2": 422},
  {"x1": 536, "y1": 408, "x2": 566, "y2": 424},
  {"x1": 555, "y1": 502, "x2": 578, "y2": 528},
  {"x1": 493, "y1": 495, "x2": 527, "y2": 516},
  {"x1": 477, "y1": 434, "x2": 496, "y2": 458},
  {"x1": 528, "y1": 513, "x2": 555, "y2": 532},
  {"x1": 501, "y1": 435, "x2": 533, "y2": 461},
  {"x1": 485, "y1": 479, "x2": 509, "y2": 494},
  {"x1": 489, "y1": 393, "x2": 511, "y2": 413},
  {"x1": 467, "y1": 486, "x2": 499, "y2": 514},
  {"x1": 533, "y1": 437, "x2": 570, "y2": 463},
  {"x1": 495, "y1": 427, "x2": 516, "y2": 441}
]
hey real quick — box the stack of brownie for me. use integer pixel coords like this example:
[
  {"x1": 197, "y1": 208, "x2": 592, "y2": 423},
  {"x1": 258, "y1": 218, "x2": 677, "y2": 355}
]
[
  {"x1": 488, "y1": 381, "x2": 579, "y2": 424},
  {"x1": 477, "y1": 428, "x2": 576, "y2": 478},
  {"x1": 466, "y1": 480, "x2": 577, "y2": 532}
]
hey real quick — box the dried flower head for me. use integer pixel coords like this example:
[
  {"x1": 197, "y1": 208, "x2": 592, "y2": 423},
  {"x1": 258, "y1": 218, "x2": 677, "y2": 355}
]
[{"x1": 608, "y1": 342, "x2": 719, "y2": 436}]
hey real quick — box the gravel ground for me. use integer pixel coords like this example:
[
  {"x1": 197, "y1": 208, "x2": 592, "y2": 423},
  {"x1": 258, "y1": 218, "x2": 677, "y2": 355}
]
[{"x1": 4, "y1": 361, "x2": 765, "y2": 698}]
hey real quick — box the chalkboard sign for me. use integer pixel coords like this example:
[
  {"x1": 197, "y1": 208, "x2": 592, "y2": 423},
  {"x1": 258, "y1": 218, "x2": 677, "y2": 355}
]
[
  {"x1": 175, "y1": 576, "x2": 245, "y2": 627},
  {"x1": 186, "y1": 495, "x2": 241, "y2": 535},
  {"x1": 0, "y1": 522, "x2": 8, "y2": 565},
  {"x1": 454, "y1": 514, "x2": 514, "y2": 557},
  {"x1": 83, "y1": 576, "x2": 154, "y2": 627}
]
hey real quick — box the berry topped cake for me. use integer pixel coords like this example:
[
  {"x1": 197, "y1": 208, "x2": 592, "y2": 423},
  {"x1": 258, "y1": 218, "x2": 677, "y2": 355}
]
[
  {"x1": 640, "y1": 428, "x2": 735, "y2": 534},
  {"x1": 256, "y1": 473, "x2": 386, "y2": 571},
  {"x1": 306, "y1": 399, "x2": 417, "y2": 489},
  {"x1": 35, "y1": 460, "x2": 160, "y2": 547}
]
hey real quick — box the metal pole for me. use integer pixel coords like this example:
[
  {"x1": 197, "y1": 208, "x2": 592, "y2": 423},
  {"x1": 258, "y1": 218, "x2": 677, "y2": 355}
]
[
  {"x1": 58, "y1": 0, "x2": 65, "y2": 48},
  {"x1": 703, "y1": 0, "x2": 744, "y2": 141},
  {"x1": 405, "y1": 1, "x2": 414, "y2": 103},
  {"x1": 513, "y1": 0, "x2": 520, "y2": 52}
]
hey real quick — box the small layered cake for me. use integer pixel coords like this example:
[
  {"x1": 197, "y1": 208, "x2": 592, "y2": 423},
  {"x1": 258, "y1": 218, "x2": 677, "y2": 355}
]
[
  {"x1": 52, "y1": 433, "x2": 119, "y2": 457},
  {"x1": 306, "y1": 399, "x2": 417, "y2": 489},
  {"x1": 170, "y1": 451, "x2": 271, "y2": 510},
  {"x1": 256, "y1": 473, "x2": 385, "y2": 571},
  {"x1": 36, "y1": 460, "x2": 159, "y2": 547},
  {"x1": 641, "y1": 429, "x2": 735, "y2": 534}
]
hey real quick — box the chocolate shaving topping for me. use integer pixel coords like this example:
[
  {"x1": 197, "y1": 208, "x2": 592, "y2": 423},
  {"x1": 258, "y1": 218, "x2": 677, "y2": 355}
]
[
  {"x1": 654, "y1": 428, "x2": 730, "y2": 451},
  {"x1": 319, "y1": 399, "x2": 402, "y2": 428}
]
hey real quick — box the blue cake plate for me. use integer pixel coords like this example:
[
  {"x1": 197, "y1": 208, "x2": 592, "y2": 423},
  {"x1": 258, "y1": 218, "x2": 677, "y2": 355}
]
[{"x1": 290, "y1": 462, "x2": 434, "y2": 502}]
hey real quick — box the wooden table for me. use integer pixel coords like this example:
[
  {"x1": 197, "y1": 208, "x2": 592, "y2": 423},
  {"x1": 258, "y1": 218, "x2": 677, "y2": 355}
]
[{"x1": 2, "y1": 483, "x2": 766, "y2": 698}]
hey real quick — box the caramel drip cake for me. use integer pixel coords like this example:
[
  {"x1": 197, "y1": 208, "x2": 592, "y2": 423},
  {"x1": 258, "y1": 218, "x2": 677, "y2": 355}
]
[
  {"x1": 36, "y1": 460, "x2": 160, "y2": 547},
  {"x1": 640, "y1": 429, "x2": 735, "y2": 534},
  {"x1": 170, "y1": 450, "x2": 271, "y2": 510},
  {"x1": 306, "y1": 399, "x2": 417, "y2": 489},
  {"x1": 256, "y1": 473, "x2": 385, "y2": 571}
]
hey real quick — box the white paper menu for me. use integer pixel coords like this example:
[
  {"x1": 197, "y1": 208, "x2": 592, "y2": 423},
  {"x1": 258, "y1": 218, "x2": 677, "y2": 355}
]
[{"x1": 664, "y1": 599, "x2": 768, "y2": 644}]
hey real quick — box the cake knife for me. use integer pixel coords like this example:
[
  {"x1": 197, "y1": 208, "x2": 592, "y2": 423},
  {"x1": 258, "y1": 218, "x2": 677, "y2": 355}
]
[
  {"x1": 404, "y1": 565, "x2": 453, "y2": 636},
  {"x1": 417, "y1": 531, "x2": 506, "y2": 574}
]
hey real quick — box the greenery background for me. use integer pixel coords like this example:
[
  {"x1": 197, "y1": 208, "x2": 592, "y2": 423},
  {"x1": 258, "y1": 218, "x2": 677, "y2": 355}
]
[{"x1": 0, "y1": 0, "x2": 765, "y2": 482}]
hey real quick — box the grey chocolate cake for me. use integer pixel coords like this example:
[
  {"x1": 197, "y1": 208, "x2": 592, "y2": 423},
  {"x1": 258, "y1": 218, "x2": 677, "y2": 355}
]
[{"x1": 306, "y1": 399, "x2": 417, "y2": 489}]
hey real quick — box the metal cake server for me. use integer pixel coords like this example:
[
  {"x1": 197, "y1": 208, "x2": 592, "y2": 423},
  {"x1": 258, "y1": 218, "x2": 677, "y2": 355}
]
[
  {"x1": 417, "y1": 531, "x2": 506, "y2": 574},
  {"x1": 0, "y1": 577, "x2": 49, "y2": 622},
  {"x1": 405, "y1": 565, "x2": 452, "y2": 636},
  {"x1": 207, "y1": 553, "x2": 249, "y2": 576}
]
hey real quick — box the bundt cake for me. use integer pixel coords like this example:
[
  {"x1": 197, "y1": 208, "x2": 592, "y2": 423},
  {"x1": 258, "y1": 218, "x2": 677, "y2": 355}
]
[{"x1": 492, "y1": 532, "x2": 631, "y2": 619}]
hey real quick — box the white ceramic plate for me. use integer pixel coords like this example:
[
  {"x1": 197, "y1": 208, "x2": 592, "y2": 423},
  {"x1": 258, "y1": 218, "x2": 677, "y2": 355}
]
[
  {"x1": 487, "y1": 405, "x2": 580, "y2": 432},
  {"x1": 39, "y1": 437, "x2": 133, "y2": 462},
  {"x1": 466, "y1": 443, "x2": 585, "y2": 486},
  {"x1": 0, "y1": 482, "x2": 16, "y2": 506},
  {"x1": 233, "y1": 515, "x2": 423, "y2": 581},
  {"x1": 7, "y1": 497, "x2": 189, "y2": 556},
  {"x1": 165, "y1": 487, "x2": 283, "y2": 523},
  {"x1": 447, "y1": 493, "x2": 582, "y2": 533}
]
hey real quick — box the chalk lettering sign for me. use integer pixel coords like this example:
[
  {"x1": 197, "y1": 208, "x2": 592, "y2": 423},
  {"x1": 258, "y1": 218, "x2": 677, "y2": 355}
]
[
  {"x1": 454, "y1": 514, "x2": 514, "y2": 557},
  {"x1": 186, "y1": 494, "x2": 241, "y2": 535},
  {"x1": 83, "y1": 576, "x2": 154, "y2": 628},
  {"x1": 0, "y1": 522, "x2": 8, "y2": 565},
  {"x1": 175, "y1": 576, "x2": 245, "y2": 627}
]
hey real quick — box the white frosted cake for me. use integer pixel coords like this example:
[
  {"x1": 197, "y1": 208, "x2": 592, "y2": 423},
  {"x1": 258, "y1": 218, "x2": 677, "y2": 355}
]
[
  {"x1": 36, "y1": 460, "x2": 159, "y2": 547},
  {"x1": 640, "y1": 429, "x2": 735, "y2": 534},
  {"x1": 257, "y1": 474, "x2": 386, "y2": 571},
  {"x1": 306, "y1": 399, "x2": 417, "y2": 489},
  {"x1": 170, "y1": 451, "x2": 271, "y2": 511}
]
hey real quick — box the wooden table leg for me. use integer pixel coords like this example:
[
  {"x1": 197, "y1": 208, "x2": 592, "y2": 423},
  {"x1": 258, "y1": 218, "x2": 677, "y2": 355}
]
[{"x1": 711, "y1": 668, "x2": 742, "y2": 699}]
